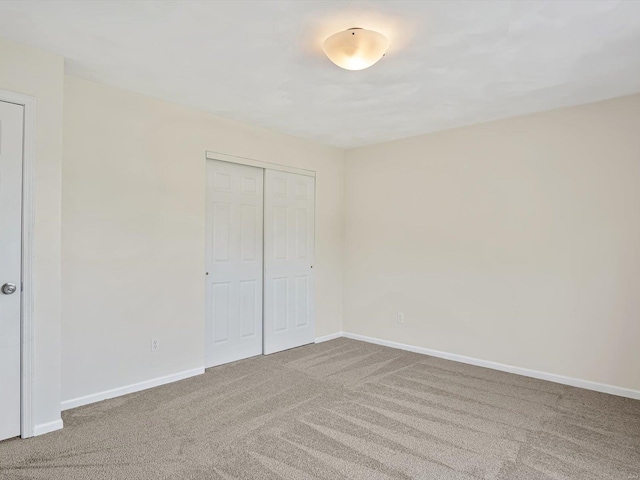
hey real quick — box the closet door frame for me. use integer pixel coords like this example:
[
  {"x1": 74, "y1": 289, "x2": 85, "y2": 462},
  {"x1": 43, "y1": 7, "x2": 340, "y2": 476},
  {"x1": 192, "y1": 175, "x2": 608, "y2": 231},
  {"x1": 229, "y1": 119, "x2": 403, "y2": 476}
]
[
  {"x1": 204, "y1": 151, "x2": 316, "y2": 359},
  {"x1": 205, "y1": 151, "x2": 316, "y2": 179}
]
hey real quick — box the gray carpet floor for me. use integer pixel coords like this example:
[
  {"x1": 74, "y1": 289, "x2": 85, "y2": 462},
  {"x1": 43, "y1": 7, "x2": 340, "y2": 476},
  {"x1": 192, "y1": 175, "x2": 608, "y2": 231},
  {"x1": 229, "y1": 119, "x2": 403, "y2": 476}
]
[{"x1": 1, "y1": 338, "x2": 639, "y2": 479}]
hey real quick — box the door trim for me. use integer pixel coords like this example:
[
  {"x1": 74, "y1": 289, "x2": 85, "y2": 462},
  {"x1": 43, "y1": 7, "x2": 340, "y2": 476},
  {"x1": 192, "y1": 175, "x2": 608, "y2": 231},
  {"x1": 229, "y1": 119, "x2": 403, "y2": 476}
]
[
  {"x1": 0, "y1": 89, "x2": 36, "y2": 438},
  {"x1": 206, "y1": 151, "x2": 316, "y2": 178}
]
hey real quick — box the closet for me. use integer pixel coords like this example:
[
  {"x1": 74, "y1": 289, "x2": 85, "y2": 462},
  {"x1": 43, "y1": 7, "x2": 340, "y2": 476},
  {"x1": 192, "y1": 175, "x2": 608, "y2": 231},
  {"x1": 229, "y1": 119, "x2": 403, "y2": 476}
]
[{"x1": 205, "y1": 156, "x2": 315, "y2": 368}]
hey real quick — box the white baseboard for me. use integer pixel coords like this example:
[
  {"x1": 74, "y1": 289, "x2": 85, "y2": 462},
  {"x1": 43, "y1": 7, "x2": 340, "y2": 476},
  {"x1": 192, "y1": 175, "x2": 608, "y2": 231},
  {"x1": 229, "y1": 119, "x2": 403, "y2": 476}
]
[
  {"x1": 342, "y1": 332, "x2": 640, "y2": 401},
  {"x1": 315, "y1": 331, "x2": 344, "y2": 343},
  {"x1": 33, "y1": 418, "x2": 63, "y2": 437},
  {"x1": 61, "y1": 367, "x2": 205, "y2": 411}
]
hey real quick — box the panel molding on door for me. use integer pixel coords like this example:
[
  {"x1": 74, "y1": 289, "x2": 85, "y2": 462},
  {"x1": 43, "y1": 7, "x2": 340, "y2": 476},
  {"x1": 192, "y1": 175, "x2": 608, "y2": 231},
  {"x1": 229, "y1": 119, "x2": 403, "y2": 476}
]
[
  {"x1": 0, "y1": 100, "x2": 24, "y2": 441},
  {"x1": 205, "y1": 160, "x2": 263, "y2": 367},
  {"x1": 264, "y1": 170, "x2": 315, "y2": 355}
]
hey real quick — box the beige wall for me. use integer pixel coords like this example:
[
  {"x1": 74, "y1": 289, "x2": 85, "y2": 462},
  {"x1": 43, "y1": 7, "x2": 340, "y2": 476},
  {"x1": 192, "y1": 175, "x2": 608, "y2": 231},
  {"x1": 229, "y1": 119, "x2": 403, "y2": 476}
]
[
  {"x1": 5, "y1": 35, "x2": 638, "y2": 414},
  {"x1": 344, "y1": 94, "x2": 640, "y2": 391},
  {"x1": 0, "y1": 38, "x2": 64, "y2": 427},
  {"x1": 62, "y1": 76, "x2": 344, "y2": 402}
]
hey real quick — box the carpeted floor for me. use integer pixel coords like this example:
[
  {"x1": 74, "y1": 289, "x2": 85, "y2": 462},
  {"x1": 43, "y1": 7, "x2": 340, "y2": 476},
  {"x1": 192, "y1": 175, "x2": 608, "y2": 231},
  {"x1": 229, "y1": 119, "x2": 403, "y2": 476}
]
[{"x1": 1, "y1": 338, "x2": 639, "y2": 479}]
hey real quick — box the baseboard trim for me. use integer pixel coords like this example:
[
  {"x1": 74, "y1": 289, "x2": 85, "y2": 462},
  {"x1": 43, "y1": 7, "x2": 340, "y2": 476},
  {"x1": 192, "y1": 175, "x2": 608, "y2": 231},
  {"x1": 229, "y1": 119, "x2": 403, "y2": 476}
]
[
  {"x1": 342, "y1": 332, "x2": 640, "y2": 400},
  {"x1": 315, "y1": 331, "x2": 344, "y2": 343},
  {"x1": 61, "y1": 367, "x2": 205, "y2": 411},
  {"x1": 33, "y1": 419, "x2": 63, "y2": 437}
]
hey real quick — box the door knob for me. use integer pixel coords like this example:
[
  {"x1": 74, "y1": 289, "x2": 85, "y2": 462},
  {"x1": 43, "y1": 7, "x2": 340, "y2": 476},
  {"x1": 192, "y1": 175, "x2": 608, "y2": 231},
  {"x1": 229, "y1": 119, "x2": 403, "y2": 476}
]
[{"x1": 1, "y1": 283, "x2": 17, "y2": 295}]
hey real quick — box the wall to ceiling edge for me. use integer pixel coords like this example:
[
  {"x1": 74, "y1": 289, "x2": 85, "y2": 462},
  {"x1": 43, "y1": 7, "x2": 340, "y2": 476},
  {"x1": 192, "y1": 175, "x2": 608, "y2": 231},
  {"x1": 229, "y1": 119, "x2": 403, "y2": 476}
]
[{"x1": 343, "y1": 93, "x2": 640, "y2": 393}]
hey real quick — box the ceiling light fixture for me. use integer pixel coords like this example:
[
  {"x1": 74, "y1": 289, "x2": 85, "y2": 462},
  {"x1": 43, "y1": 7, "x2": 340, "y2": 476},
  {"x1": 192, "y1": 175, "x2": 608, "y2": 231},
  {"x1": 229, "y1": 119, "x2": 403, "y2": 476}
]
[{"x1": 322, "y1": 28, "x2": 389, "y2": 71}]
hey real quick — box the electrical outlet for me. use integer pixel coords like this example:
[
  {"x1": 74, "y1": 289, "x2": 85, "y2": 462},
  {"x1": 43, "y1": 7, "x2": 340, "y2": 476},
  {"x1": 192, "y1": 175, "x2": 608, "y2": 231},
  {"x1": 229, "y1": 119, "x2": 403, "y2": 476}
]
[
  {"x1": 151, "y1": 338, "x2": 160, "y2": 352},
  {"x1": 397, "y1": 312, "x2": 404, "y2": 324}
]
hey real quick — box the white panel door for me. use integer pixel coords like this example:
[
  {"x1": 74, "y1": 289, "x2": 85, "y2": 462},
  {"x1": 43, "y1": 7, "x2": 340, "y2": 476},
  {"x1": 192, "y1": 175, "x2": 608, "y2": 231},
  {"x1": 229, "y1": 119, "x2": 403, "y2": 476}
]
[
  {"x1": 264, "y1": 170, "x2": 315, "y2": 354},
  {"x1": 0, "y1": 101, "x2": 24, "y2": 441},
  {"x1": 206, "y1": 160, "x2": 264, "y2": 367}
]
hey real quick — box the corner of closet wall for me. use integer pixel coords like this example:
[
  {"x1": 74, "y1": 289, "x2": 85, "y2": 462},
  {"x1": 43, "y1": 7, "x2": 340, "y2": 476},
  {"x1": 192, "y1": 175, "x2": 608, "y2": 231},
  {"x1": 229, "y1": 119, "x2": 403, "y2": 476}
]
[{"x1": 337, "y1": 146, "x2": 349, "y2": 337}]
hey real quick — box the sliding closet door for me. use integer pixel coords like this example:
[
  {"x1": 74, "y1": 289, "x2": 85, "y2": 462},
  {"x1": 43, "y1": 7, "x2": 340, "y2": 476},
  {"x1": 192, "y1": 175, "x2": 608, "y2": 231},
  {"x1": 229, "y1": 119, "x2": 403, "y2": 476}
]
[
  {"x1": 264, "y1": 170, "x2": 315, "y2": 354},
  {"x1": 205, "y1": 160, "x2": 263, "y2": 367}
]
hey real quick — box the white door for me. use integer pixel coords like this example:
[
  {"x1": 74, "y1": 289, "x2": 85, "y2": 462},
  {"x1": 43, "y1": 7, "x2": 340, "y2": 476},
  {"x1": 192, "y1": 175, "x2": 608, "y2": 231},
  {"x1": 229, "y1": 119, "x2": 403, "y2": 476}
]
[
  {"x1": 0, "y1": 101, "x2": 24, "y2": 441},
  {"x1": 205, "y1": 160, "x2": 264, "y2": 367},
  {"x1": 264, "y1": 170, "x2": 315, "y2": 354}
]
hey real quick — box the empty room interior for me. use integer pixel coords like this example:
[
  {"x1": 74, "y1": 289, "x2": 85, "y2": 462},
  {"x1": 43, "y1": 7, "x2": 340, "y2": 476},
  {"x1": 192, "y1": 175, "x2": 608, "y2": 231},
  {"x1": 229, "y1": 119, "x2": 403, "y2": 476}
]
[{"x1": 1, "y1": 1, "x2": 639, "y2": 479}]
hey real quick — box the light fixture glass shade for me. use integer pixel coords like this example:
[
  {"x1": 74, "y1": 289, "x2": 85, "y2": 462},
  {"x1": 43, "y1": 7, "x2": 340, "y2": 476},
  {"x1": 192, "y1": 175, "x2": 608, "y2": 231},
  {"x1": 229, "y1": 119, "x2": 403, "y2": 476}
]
[{"x1": 322, "y1": 28, "x2": 389, "y2": 70}]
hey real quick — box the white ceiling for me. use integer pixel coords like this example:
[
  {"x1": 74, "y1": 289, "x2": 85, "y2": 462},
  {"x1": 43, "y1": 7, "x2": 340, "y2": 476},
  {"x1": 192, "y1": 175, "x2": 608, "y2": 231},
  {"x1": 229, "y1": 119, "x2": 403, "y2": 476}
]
[{"x1": 1, "y1": 1, "x2": 639, "y2": 148}]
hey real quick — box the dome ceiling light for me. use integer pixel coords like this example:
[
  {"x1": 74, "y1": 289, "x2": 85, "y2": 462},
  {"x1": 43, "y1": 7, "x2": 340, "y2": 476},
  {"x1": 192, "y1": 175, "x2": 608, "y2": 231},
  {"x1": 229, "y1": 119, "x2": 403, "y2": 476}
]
[{"x1": 322, "y1": 28, "x2": 389, "y2": 71}]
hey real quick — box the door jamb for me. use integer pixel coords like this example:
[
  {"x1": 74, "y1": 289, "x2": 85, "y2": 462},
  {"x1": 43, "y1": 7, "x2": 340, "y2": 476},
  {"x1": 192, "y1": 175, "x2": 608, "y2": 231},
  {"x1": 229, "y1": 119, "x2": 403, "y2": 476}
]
[{"x1": 0, "y1": 89, "x2": 36, "y2": 438}]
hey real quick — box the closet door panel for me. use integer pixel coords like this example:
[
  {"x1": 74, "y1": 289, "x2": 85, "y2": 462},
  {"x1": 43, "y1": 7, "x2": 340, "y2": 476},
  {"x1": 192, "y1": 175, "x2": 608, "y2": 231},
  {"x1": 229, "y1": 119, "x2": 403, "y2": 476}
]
[
  {"x1": 205, "y1": 160, "x2": 263, "y2": 367},
  {"x1": 264, "y1": 170, "x2": 315, "y2": 354}
]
